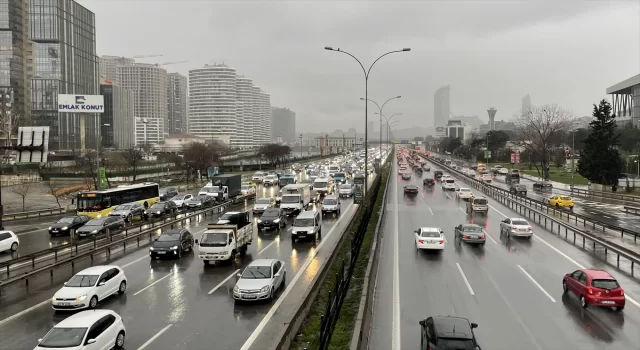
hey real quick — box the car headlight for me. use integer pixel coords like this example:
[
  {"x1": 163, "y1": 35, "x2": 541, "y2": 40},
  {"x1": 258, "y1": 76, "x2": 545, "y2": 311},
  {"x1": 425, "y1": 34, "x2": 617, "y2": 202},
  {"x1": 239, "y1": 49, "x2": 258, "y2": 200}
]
[
  {"x1": 260, "y1": 286, "x2": 269, "y2": 293},
  {"x1": 257, "y1": 219, "x2": 262, "y2": 223},
  {"x1": 75, "y1": 295, "x2": 87, "y2": 302},
  {"x1": 48, "y1": 226, "x2": 52, "y2": 230},
  {"x1": 156, "y1": 211, "x2": 161, "y2": 214},
  {"x1": 144, "y1": 210, "x2": 148, "y2": 214},
  {"x1": 233, "y1": 285, "x2": 240, "y2": 293},
  {"x1": 220, "y1": 251, "x2": 228, "y2": 255},
  {"x1": 91, "y1": 230, "x2": 98, "y2": 234},
  {"x1": 61, "y1": 226, "x2": 68, "y2": 230},
  {"x1": 170, "y1": 246, "x2": 178, "y2": 250},
  {"x1": 149, "y1": 247, "x2": 155, "y2": 251},
  {"x1": 273, "y1": 218, "x2": 280, "y2": 223},
  {"x1": 52, "y1": 296, "x2": 57, "y2": 301}
]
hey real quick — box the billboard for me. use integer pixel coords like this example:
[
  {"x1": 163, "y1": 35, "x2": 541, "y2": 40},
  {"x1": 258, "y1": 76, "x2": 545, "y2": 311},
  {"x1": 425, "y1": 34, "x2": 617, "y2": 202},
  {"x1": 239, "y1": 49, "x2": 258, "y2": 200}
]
[
  {"x1": 58, "y1": 94, "x2": 104, "y2": 113},
  {"x1": 16, "y1": 126, "x2": 49, "y2": 163}
]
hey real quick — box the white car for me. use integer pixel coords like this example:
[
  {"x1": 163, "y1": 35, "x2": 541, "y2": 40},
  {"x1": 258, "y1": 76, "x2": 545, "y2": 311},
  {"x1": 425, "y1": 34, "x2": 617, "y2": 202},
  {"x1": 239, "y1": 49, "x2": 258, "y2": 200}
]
[
  {"x1": 0, "y1": 230, "x2": 19, "y2": 252},
  {"x1": 456, "y1": 188, "x2": 474, "y2": 200},
  {"x1": 233, "y1": 259, "x2": 286, "y2": 302},
  {"x1": 414, "y1": 227, "x2": 445, "y2": 251},
  {"x1": 171, "y1": 194, "x2": 193, "y2": 208},
  {"x1": 52, "y1": 265, "x2": 127, "y2": 311},
  {"x1": 482, "y1": 173, "x2": 493, "y2": 183},
  {"x1": 252, "y1": 197, "x2": 275, "y2": 215},
  {"x1": 498, "y1": 168, "x2": 509, "y2": 175},
  {"x1": 442, "y1": 179, "x2": 456, "y2": 191},
  {"x1": 263, "y1": 175, "x2": 279, "y2": 186},
  {"x1": 35, "y1": 309, "x2": 126, "y2": 350},
  {"x1": 440, "y1": 174, "x2": 452, "y2": 182},
  {"x1": 466, "y1": 169, "x2": 476, "y2": 177},
  {"x1": 252, "y1": 171, "x2": 266, "y2": 183},
  {"x1": 241, "y1": 184, "x2": 256, "y2": 196},
  {"x1": 338, "y1": 183, "x2": 354, "y2": 198},
  {"x1": 499, "y1": 218, "x2": 534, "y2": 238}
]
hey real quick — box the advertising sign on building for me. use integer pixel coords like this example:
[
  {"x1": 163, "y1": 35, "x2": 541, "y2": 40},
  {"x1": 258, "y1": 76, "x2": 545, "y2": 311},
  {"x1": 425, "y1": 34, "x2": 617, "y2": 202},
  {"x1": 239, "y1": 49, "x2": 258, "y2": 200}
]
[
  {"x1": 58, "y1": 94, "x2": 105, "y2": 113},
  {"x1": 510, "y1": 152, "x2": 521, "y2": 164},
  {"x1": 98, "y1": 167, "x2": 107, "y2": 190}
]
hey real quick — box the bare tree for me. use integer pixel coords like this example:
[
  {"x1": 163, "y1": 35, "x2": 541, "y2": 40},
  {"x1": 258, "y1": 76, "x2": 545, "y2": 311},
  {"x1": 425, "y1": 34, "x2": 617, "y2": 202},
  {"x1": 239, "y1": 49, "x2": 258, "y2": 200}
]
[
  {"x1": 82, "y1": 176, "x2": 94, "y2": 191},
  {"x1": 512, "y1": 104, "x2": 575, "y2": 179},
  {"x1": 46, "y1": 180, "x2": 63, "y2": 208},
  {"x1": 105, "y1": 152, "x2": 128, "y2": 188},
  {"x1": 11, "y1": 182, "x2": 31, "y2": 211},
  {"x1": 125, "y1": 147, "x2": 144, "y2": 183},
  {"x1": 0, "y1": 89, "x2": 20, "y2": 147},
  {"x1": 83, "y1": 153, "x2": 98, "y2": 189}
]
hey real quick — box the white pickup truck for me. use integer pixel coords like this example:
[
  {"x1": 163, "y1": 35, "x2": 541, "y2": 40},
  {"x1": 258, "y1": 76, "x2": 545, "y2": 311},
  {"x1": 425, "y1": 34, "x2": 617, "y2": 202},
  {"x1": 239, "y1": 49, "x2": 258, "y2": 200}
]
[
  {"x1": 195, "y1": 211, "x2": 253, "y2": 265},
  {"x1": 280, "y1": 184, "x2": 311, "y2": 216}
]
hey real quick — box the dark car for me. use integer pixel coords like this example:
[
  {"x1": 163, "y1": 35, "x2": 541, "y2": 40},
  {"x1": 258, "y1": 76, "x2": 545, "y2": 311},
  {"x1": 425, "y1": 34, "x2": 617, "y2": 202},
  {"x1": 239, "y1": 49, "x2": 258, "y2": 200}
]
[
  {"x1": 185, "y1": 194, "x2": 215, "y2": 209},
  {"x1": 510, "y1": 184, "x2": 527, "y2": 196},
  {"x1": 533, "y1": 181, "x2": 553, "y2": 192},
  {"x1": 146, "y1": 201, "x2": 178, "y2": 217},
  {"x1": 419, "y1": 316, "x2": 481, "y2": 350},
  {"x1": 404, "y1": 185, "x2": 419, "y2": 196},
  {"x1": 49, "y1": 215, "x2": 89, "y2": 236},
  {"x1": 423, "y1": 178, "x2": 436, "y2": 186},
  {"x1": 159, "y1": 187, "x2": 179, "y2": 201},
  {"x1": 434, "y1": 170, "x2": 443, "y2": 179},
  {"x1": 149, "y1": 228, "x2": 194, "y2": 259},
  {"x1": 257, "y1": 208, "x2": 286, "y2": 231},
  {"x1": 75, "y1": 217, "x2": 125, "y2": 238}
]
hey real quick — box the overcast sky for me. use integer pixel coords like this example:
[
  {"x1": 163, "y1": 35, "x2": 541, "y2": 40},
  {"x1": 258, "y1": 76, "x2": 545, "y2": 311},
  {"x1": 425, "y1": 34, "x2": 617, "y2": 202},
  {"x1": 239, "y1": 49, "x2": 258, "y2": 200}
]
[{"x1": 80, "y1": 0, "x2": 640, "y2": 134}]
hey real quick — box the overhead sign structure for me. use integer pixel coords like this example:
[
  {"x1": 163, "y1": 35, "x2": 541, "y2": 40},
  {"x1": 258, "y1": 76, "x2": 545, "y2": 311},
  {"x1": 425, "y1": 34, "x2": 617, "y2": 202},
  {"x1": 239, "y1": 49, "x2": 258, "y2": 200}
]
[
  {"x1": 484, "y1": 150, "x2": 491, "y2": 160},
  {"x1": 16, "y1": 126, "x2": 49, "y2": 163},
  {"x1": 58, "y1": 94, "x2": 104, "y2": 113}
]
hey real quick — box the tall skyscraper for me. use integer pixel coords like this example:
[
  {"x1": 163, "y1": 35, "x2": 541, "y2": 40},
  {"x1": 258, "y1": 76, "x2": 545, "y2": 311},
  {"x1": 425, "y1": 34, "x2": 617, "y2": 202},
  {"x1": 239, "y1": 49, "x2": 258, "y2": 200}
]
[
  {"x1": 99, "y1": 56, "x2": 134, "y2": 85},
  {"x1": 251, "y1": 85, "x2": 261, "y2": 146},
  {"x1": 522, "y1": 94, "x2": 532, "y2": 113},
  {"x1": 30, "y1": 0, "x2": 99, "y2": 151},
  {"x1": 434, "y1": 85, "x2": 450, "y2": 129},
  {"x1": 271, "y1": 107, "x2": 295, "y2": 143},
  {"x1": 236, "y1": 76, "x2": 254, "y2": 148},
  {"x1": 117, "y1": 63, "x2": 168, "y2": 145},
  {"x1": 167, "y1": 73, "x2": 187, "y2": 135},
  {"x1": 100, "y1": 78, "x2": 134, "y2": 149},
  {"x1": 259, "y1": 90, "x2": 271, "y2": 144}
]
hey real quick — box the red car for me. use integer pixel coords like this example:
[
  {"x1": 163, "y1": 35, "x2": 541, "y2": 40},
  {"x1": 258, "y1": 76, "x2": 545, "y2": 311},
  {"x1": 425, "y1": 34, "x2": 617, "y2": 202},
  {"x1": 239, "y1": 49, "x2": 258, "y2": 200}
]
[
  {"x1": 403, "y1": 185, "x2": 419, "y2": 195},
  {"x1": 562, "y1": 269, "x2": 625, "y2": 310}
]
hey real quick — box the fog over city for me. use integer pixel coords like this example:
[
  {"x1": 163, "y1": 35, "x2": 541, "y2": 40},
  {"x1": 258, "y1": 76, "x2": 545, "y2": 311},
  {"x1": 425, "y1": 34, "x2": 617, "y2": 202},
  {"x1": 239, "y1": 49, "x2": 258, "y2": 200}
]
[{"x1": 82, "y1": 0, "x2": 639, "y2": 132}]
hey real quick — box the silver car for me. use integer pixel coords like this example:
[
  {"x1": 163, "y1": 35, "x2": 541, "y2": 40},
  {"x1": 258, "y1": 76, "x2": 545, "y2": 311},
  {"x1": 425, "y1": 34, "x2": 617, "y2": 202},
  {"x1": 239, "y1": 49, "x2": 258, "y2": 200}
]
[
  {"x1": 109, "y1": 202, "x2": 146, "y2": 222},
  {"x1": 454, "y1": 224, "x2": 486, "y2": 245},
  {"x1": 338, "y1": 183, "x2": 354, "y2": 198},
  {"x1": 253, "y1": 197, "x2": 275, "y2": 215},
  {"x1": 233, "y1": 259, "x2": 286, "y2": 302},
  {"x1": 499, "y1": 218, "x2": 533, "y2": 238}
]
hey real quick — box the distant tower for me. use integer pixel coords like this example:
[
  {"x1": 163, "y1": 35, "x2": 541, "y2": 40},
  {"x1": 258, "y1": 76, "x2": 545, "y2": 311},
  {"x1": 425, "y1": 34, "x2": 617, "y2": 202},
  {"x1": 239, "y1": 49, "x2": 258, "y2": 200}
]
[
  {"x1": 487, "y1": 108, "x2": 497, "y2": 131},
  {"x1": 522, "y1": 94, "x2": 531, "y2": 114}
]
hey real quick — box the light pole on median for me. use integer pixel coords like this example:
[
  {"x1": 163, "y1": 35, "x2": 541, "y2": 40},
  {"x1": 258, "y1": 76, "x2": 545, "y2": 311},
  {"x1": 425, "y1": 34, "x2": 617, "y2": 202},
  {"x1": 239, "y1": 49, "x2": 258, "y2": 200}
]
[
  {"x1": 388, "y1": 120, "x2": 401, "y2": 145},
  {"x1": 324, "y1": 46, "x2": 411, "y2": 197},
  {"x1": 376, "y1": 112, "x2": 402, "y2": 145},
  {"x1": 360, "y1": 96, "x2": 401, "y2": 157}
]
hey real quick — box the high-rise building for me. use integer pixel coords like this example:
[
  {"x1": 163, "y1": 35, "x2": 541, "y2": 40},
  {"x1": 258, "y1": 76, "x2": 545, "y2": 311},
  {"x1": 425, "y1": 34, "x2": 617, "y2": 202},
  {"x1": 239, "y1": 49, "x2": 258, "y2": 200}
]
[
  {"x1": 259, "y1": 90, "x2": 271, "y2": 144},
  {"x1": 167, "y1": 72, "x2": 187, "y2": 135},
  {"x1": 99, "y1": 55, "x2": 134, "y2": 85},
  {"x1": 236, "y1": 76, "x2": 254, "y2": 148},
  {"x1": 434, "y1": 85, "x2": 450, "y2": 129},
  {"x1": 487, "y1": 108, "x2": 497, "y2": 131},
  {"x1": 117, "y1": 63, "x2": 168, "y2": 145},
  {"x1": 251, "y1": 85, "x2": 261, "y2": 146},
  {"x1": 522, "y1": 94, "x2": 531, "y2": 113},
  {"x1": 100, "y1": 79, "x2": 134, "y2": 149},
  {"x1": 30, "y1": 0, "x2": 100, "y2": 151},
  {"x1": 271, "y1": 107, "x2": 295, "y2": 143}
]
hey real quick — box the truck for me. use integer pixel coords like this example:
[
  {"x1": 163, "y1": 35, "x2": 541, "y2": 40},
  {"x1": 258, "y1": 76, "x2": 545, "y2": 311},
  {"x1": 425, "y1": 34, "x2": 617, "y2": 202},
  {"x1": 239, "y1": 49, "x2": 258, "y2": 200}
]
[
  {"x1": 200, "y1": 174, "x2": 242, "y2": 201},
  {"x1": 195, "y1": 210, "x2": 253, "y2": 265},
  {"x1": 279, "y1": 174, "x2": 296, "y2": 187},
  {"x1": 280, "y1": 183, "x2": 311, "y2": 216}
]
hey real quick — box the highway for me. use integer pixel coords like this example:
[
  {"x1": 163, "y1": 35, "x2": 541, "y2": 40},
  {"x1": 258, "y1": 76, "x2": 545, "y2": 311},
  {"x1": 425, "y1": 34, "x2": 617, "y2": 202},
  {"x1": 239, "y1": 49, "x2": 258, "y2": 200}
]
[
  {"x1": 0, "y1": 159, "x2": 375, "y2": 350},
  {"x1": 369, "y1": 151, "x2": 640, "y2": 350}
]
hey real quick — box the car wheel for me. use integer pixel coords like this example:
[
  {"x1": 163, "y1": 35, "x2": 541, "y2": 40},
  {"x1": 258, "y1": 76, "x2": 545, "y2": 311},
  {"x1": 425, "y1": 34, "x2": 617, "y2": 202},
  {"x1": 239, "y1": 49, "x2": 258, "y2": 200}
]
[
  {"x1": 580, "y1": 295, "x2": 588, "y2": 308},
  {"x1": 115, "y1": 331, "x2": 125, "y2": 349},
  {"x1": 270, "y1": 287, "x2": 275, "y2": 301},
  {"x1": 89, "y1": 296, "x2": 98, "y2": 309},
  {"x1": 10, "y1": 242, "x2": 18, "y2": 251},
  {"x1": 118, "y1": 280, "x2": 127, "y2": 294},
  {"x1": 126, "y1": 214, "x2": 132, "y2": 222},
  {"x1": 282, "y1": 272, "x2": 286, "y2": 288},
  {"x1": 562, "y1": 280, "x2": 568, "y2": 294},
  {"x1": 615, "y1": 306, "x2": 625, "y2": 311},
  {"x1": 177, "y1": 248, "x2": 182, "y2": 259}
]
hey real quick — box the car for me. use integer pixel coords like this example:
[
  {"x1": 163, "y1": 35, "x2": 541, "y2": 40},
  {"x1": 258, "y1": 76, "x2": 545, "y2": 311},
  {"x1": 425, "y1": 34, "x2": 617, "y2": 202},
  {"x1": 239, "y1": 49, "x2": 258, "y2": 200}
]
[
  {"x1": 454, "y1": 223, "x2": 486, "y2": 245},
  {"x1": 456, "y1": 188, "x2": 473, "y2": 200},
  {"x1": 159, "y1": 187, "x2": 179, "y2": 201},
  {"x1": 263, "y1": 175, "x2": 279, "y2": 186},
  {"x1": 233, "y1": 259, "x2": 286, "y2": 302},
  {"x1": 321, "y1": 195, "x2": 341, "y2": 216},
  {"x1": 338, "y1": 183, "x2": 354, "y2": 198},
  {"x1": 252, "y1": 171, "x2": 266, "y2": 183},
  {"x1": 499, "y1": 218, "x2": 533, "y2": 238},
  {"x1": 533, "y1": 181, "x2": 553, "y2": 192},
  {"x1": 401, "y1": 172, "x2": 412, "y2": 180},
  {"x1": 49, "y1": 215, "x2": 90, "y2": 236},
  {"x1": 35, "y1": 309, "x2": 126, "y2": 350},
  {"x1": 498, "y1": 167, "x2": 509, "y2": 175},
  {"x1": 253, "y1": 197, "x2": 275, "y2": 215},
  {"x1": 51, "y1": 265, "x2": 127, "y2": 311},
  {"x1": 76, "y1": 217, "x2": 125, "y2": 238},
  {"x1": 509, "y1": 184, "x2": 527, "y2": 196},
  {"x1": 149, "y1": 228, "x2": 194, "y2": 259},
  {"x1": 442, "y1": 179, "x2": 456, "y2": 191},
  {"x1": 146, "y1": 201, "x2": 178, "y2": 217},
  {"x1": 466, "y1": 197, "x2": 488, "y2": 214},
  {"x1": 171, "y1": 194, "x2": 194, "y2": 208},
  {"x1": 0, "y1": 230, "x2": 19, "y2": 252},
  {"x1": 109, "y1": 202, "x2": 146, "y2": 222},
  {"x1": 257, "y1": 208, "x2": 287, "y2": 230},
  {"x1": 403, "y1": 185, "x2": 419, "y2": 195},
  {"x1": 185, "y1": 194, "x2": 215, "y2": 209},
  {"x1": 422, "y1": 165, "x2": 431, "y2": 171},
  {"x1": 414, "y1": 227, "x2": 445, "y2": 251},
  {"x1": 419, "y1": 316, "x2": 480, "y2": 350},
  {"x1": 549, "y1": 195, "x2": 574, "y2": 210},
  {"x1": 562, "y1": 269, "x2": 625, "y2": 310},
  {"x1": 423, "y1": 177, "x2": 435, "y2": 186},
  {"x1": 241, "y1": 184, "x2": 256, "y2": 196},
  {"x1": 481, "y1": 173, "x2": 492, "y2": 183}
]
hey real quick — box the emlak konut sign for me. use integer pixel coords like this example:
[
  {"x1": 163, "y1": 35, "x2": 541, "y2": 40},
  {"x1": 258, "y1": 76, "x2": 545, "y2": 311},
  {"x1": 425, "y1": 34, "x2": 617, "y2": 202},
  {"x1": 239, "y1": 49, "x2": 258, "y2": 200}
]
[{"x1": 58, "y1": 94, "x2": 104, "y2": 113}]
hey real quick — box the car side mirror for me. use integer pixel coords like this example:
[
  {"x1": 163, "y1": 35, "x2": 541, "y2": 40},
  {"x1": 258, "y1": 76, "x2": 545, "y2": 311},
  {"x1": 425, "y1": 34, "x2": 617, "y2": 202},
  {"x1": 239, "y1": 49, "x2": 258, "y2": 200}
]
[
  {"x1": 86, "y1": 339, "x2": 96, "y2": 345},
  {"x1": 274, "y1": 273, "x2": 281, "y2": 277},
  {"x1": 471, "y1": 322, "x2": 478, "y2": 329},
  {"x1": 414, "y1": 229, "x2": 419, "y2": 233},
  {"x1": 229, "y1": 238, "x2": 233, "y2": 244},
  {"x1": 237, "y1": 273, "x2": 242, "y2": 278},
  {"x1": 194, "y1": 239, "x2": 198, "y2": 244},
  {"x1": 419, "y1": 320, "x2": 426, "y2": 326},
  {"x1": 63, "y1": 282, "x2": 67, "y2": 286},
  {"x1": 98, "y1": 281, "x2": 105, "y2": 286}
]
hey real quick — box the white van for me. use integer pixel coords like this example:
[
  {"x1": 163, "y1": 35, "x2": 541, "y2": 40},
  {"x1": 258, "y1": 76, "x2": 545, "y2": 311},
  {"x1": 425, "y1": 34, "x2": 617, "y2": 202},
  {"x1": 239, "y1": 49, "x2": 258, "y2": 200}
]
[{"x1": 291, "y1": 210, "x2": 322, "y2": 243}]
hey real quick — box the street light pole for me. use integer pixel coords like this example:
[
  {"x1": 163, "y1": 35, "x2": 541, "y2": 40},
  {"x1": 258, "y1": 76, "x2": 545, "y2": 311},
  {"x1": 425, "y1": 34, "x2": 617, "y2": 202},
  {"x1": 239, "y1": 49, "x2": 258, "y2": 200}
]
[
  {"x1": 360, "y1": 96, "x2": 401, "y2": 157},
  {"x1": 325, "y1": 46, "x2": 411, "y2": 196},
  {"x1": 571, "y1": 131, "x2": 575, "y2": 189},
  {"x1": 388, "y1": 120, "x2": 400, "y2": 145},
  {"x1": 377, "y1": 112, "x2": 402, "y2": 145},
  {"x1": 299, "y1": 133, "x2": 303, "y2": 160}
]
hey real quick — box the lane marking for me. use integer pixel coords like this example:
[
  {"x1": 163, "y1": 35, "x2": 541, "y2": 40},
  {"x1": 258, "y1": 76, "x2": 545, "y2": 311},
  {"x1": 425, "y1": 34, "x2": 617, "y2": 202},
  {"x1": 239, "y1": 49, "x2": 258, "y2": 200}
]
[
  {"x1": 208, "y1": 269, "x2": 241, "y2": 295},
  {"x1": 133, "y1": 272, "x2": 174, "y2": 296},
  {"x1": 458, "y1": 207, "x2": 465, "y2": 214},
  {"x1": 137, "y1": 324, "x2": 173, "y2": 350},
  {"x1": 121, "y1": 255, "x2": 149, "y2": 268},
  {"x1": 490, "y1": 205, "x2": 508, "y2": 218},
  {"x1": 445, "y1": 193, "x2": 452, "y2": 200},
  {"x1": 517, "y1": 265, "x2": 556, "y2": 303},
  {"x1": 393, "y1": 168, "x2": 401, "y2": 350},
  {"x1": 456, "y1": 262, "x2": 475, "y2": 295},
  {"x1": 482, "y1": 230, "x2": 497, "y2": 244},
  {"x1": 0, "y1": 299, "x2": 51, "y2": 326},
  {"x1": 257, "y1": 241, "x2": 277, "y2": 255},
  {"x1": 428, "y1": 207, "x2": 434, "y2": 215}
]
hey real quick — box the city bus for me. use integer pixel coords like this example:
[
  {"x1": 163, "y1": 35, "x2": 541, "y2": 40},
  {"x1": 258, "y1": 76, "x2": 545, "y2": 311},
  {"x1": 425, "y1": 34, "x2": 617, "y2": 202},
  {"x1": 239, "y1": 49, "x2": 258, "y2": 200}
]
[{"x1": 76, "y1": 183, "x2": 161, "y2": 218}]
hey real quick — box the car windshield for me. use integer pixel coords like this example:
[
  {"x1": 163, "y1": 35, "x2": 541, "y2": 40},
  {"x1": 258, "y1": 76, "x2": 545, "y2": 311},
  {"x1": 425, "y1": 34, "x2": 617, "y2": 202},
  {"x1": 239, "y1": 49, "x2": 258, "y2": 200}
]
[
  {"x1": 421, "y1": 231, "x2": 440, "y2": 238},
  {"x1": 253, "y1": 172, "x2": 264, "y2": 177},
  {"x1": 157, "y1": 232, "x2": 180, "y2": 242},
  {"x1": 473, "y1": 199, "x2": 487, "y2": 205},
  {"x1": 256, "y1": 198, "x2": 271, "y2": 204},
  {"x1": 57, "y1": 217, "x2": 76, "y2": 224},
  {"x1": 38, "y1": 327, "x2": 88, "y2": 348},
  {"x1": 560, "y1": 196, "x2": 572, "y2": 201},
  {"x1": 265, "y1": 176, "x2": 276, "y2": 180},
  {"x1": 262, "y1": 210, "x2": 279, "y2": 218},
  {"x1": 114, "y1": 205, "x2": 131, "y2": 211},
  {"x1": 340, "y1": 184, "x2": 351, "y2": 189},
  {"x1": 194, "y1": 195, "x2": 208, "y2": 201},
  {"x1": 150, "y1": 203, "x2": 164, "y2": 209},
  {"x1": 199, "y1": 232, "x2": 228, "y2": 247},
  {"x1": 65, "y1": 274, "x2": 99, "y2": 287},
  {"x1": 323, "y1": 199, "x2": 338, "y2": 205},
  {"x1": 516, "y1": 185, "x2": 526, "y2": 190},
  {"x1": 201, "y1": 186, "x2": 216, "y2": 193},
  {"x1": 463, "y1": 226, "x2": 483, "y2": 233},
  {"x1": 314, "y1": 181, "x2": 328, "y2": 188},
  {"x1": 460, "y1": 189, "x2": 471, "y2": 193},
  {"x1": 510, "y1": 219, "x2": 529, "y2": 226},
  {"x1": 281, "y1": 195, "x2": 299, "y2": 203},
  {"x1": 241, "y1": 265, "x2": 272, "y2": 279},
  {"x1": 446, "y1": 180, "x2": 455, "y2": 184},
  {"x1": 241, "y1": 185, "x2": 250, "y2": 190},
  {"x1": 85, "y1": 218, "x2": 106, "y2": 226},
  {"x1": 592, "y1": 279, "x2": 620, "y2": 289},
  {"x1": 438, "y1": 338, "x2": 476, "y2": 350},
  {"x1": 294, "y1": 218, "x2": 315, "y2": 227},
  {"x1": 335, "y1": 173, "x2": 345, "y2": 178}
]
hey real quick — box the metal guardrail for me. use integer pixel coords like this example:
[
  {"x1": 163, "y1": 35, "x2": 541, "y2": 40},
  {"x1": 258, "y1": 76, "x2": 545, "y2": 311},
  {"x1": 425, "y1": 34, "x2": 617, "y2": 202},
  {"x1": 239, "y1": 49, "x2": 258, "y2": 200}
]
[
  {"x1": 420, "y1": 154, "x2": 640, "y2": 278},
  {"x1": 624, "y1": 206, "x2": 640, "y2": 216},
  {"x1": 0, "y1": 193, "x2": 256, "y2": 290},
  {"x1": 3, "y1": 207, "x2": 68, "y2": 221},
  {"x1": 567, "y1": 187, "x2": 640, "y2": 203}
]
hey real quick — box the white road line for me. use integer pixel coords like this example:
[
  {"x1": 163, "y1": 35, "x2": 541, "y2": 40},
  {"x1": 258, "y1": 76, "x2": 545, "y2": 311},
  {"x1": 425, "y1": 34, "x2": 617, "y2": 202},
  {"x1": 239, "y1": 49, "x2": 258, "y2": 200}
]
[
  {"x1": 482, "y1": 230, "x2": 497, "y2": 244},
  {"x1": 392, "y1": 173, "x2": 401, "y2": 350},
  {"x1": 428, "y1": 207, "x2": 434, "y2": 215},
  {"x1": 121, "y1": 255, "x2": 149, "y2": 268},
  {"x1": 137, "y1": 324, "x2": 173, "y2": 350},
  {"x1": 133, "y1": 272, "x2": 174, "y2": 296},
  {"x1": 257, "y1": 241, "x2": 277, "y2": 255},
  {"x1": 239, "y1": 201, "x2": 358, "y2": 350},
  {"x1": 517, "y1": 265, "x2": 556, "y2": 303},
  {"x1": 456, "y1": 263, "x2": 475, "y2": 295},
  {"x1": 208, "y1": 269, "x2": 240, "y2": 295},
  {"x1": 0, "y1": 299, "x2": 51, "y2": 326},
  {"x1": 445, "y1": 193, "x2": 452, "y2": 200},
  {"x1": 489, "y1": 205, "x2": 508, "y2": 218},
  {"x1": 458, "y1": 207, "x2": 466, "y2": 214}
]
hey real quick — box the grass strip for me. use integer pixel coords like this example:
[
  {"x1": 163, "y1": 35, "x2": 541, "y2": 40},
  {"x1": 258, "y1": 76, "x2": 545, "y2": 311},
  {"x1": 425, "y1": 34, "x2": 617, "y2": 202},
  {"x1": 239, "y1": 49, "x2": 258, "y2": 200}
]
[{"x1": 291, "y1": 157, "x2": 391, "y2": 350}]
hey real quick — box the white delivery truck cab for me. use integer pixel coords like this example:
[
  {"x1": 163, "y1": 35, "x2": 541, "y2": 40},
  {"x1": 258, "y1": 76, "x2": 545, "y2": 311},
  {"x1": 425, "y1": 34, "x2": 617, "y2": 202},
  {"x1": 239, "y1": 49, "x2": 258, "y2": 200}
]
[
  {"x1": 279, "y1": 184, "x2": 311, "y2": 216},
  {"x1": 195, "y1": 211, "x2": 253, "y2": 265}
]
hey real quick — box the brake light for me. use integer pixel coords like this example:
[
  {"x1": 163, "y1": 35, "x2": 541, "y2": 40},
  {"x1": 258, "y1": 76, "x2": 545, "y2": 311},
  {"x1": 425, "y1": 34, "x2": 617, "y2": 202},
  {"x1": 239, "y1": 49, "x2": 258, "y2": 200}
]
[
  {"x1": 620, "y1": 289, "x2": 624, "y2": 296},
  {"x1": 463, "y1": 235, "x2": 468, "y2": 239},
  {"x1": 587, "y1": 288, "x2": 593, "y2": 295},
  {"x1": 510, "y1": 226, "x2": 516, "y2": 230},
  {"x1": 439, "y1": 240, "x2": 444, "y2": 244},
  {"x1": 479, "y1": 235, "x2": 485, "y2": 239},
  {"x1": 528, "y1": 226, "x2": 533, "y2": 231},
  {"x1": 418, "y1": 240, "x2": 424, "y2": 244}
]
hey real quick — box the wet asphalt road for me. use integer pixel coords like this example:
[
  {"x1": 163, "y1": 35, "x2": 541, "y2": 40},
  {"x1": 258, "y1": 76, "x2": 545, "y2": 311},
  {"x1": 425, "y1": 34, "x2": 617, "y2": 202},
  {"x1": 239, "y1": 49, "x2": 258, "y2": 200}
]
[
  {"x1": 0, "y1": 163, "x2": 373, "y2": 350},
  {"x1": 369, "y1": 154, "x2": 640, "y2": 350}
]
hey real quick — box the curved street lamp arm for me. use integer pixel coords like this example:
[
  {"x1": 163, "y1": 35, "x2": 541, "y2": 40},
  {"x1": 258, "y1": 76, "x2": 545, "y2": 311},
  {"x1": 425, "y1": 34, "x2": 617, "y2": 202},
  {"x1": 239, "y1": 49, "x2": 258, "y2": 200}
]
[
  {"x1": 362, "y1": 98, "x2": 381, "y2": 112},
  {"x1": 330, "y1": 49, "x2": 367, "y2": 79},
  {"x1": 381, "y1": 96, "x2": 400, "y2": 113},
  {"x1": 367, "y1": 50, "x2": 406, "y2": 78}
]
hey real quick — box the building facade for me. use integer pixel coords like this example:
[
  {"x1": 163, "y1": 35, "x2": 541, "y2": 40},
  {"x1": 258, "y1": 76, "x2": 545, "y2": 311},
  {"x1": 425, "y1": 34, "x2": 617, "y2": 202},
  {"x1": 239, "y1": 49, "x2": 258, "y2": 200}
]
[
  {"x1": 99, "y1": 55, "x2": 133, "y2": 85},
  {"x1": 313, "y1": 136, "x2": 357, "y2": 148},
  {"x1": 434, "y1": 85, "x2": 450, "y2": 129},
  {"x1": 100, "y1": 82, "x2": 133, "y2": 149},
  {"x1": 259, "y1": 89, "x2": 271, "y2": 145},
  {"x1": 235, "y1": 76, "x2": 253, "y2": 148},
  {"x1": 522, "y1": 94, "x2": 531, "y2": 113},
  {"x1": 271, "y1": 107, "x2": 295, "y2": 143},
  {"x1": 607, "y1": 74, "x2": 640, "y2": 127},
  {"x1": 167, "y1": 72, "x2": 187, "y2": 135},
  {"x1": 446, "y1": 120, "x2": 465, "y2": 142},
  {"x1": 30, "y1": 0, "x2": 100, "y2": 151},
  {"x1": 117, "y1": 63, "x2": 168, "y2": 145}
]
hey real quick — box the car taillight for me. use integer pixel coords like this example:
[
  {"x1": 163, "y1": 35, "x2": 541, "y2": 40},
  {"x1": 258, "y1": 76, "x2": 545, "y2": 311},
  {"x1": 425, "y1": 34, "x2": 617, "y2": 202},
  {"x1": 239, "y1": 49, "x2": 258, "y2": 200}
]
[
  {"x1": 418, "y1": 240, "x2": 424, "y2": 244},
  {"x1": 621, "y1": 289, "x2": 625, "y2": 296},
  {"x1": 479, "y1": 235, "x2": 485, "y2": 239},
  {"x1": 439, "y1": 240, "x2": 444, "y2": 244},
  {"x1": 510, "y1": 226, "x2": 516, "y2": 230},
  {"x1": 528, "y1": 226, "x2": 533, "y2": 231},
  {"x1": 587, "y1": 288, "x2": 593, "y2": 295},
  {"x1": 405, "y1": 189, "x2": 409, "y2": 192},
  {"x1": 463, "y1": 235, "x2": 468, "y2": 239}
]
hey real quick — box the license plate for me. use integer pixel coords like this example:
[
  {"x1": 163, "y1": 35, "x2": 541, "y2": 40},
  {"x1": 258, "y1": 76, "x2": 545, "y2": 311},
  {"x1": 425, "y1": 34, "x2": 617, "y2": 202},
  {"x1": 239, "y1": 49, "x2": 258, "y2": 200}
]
[
  {"x1": 157, "y1": 251, "x2": 166, "y2": 254},
  {"x1": 57, "y1": 302, "x2": 70, "y2": 306},
  {"x1": 243, "y1": 295, "x2": 257, "y2": 299},
  {"x1": 601, "y1": 301, "x2": 615, "y2": 304},
  {"x1": 79, "y1": 234, "x2": 86, "y2": 237}
]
